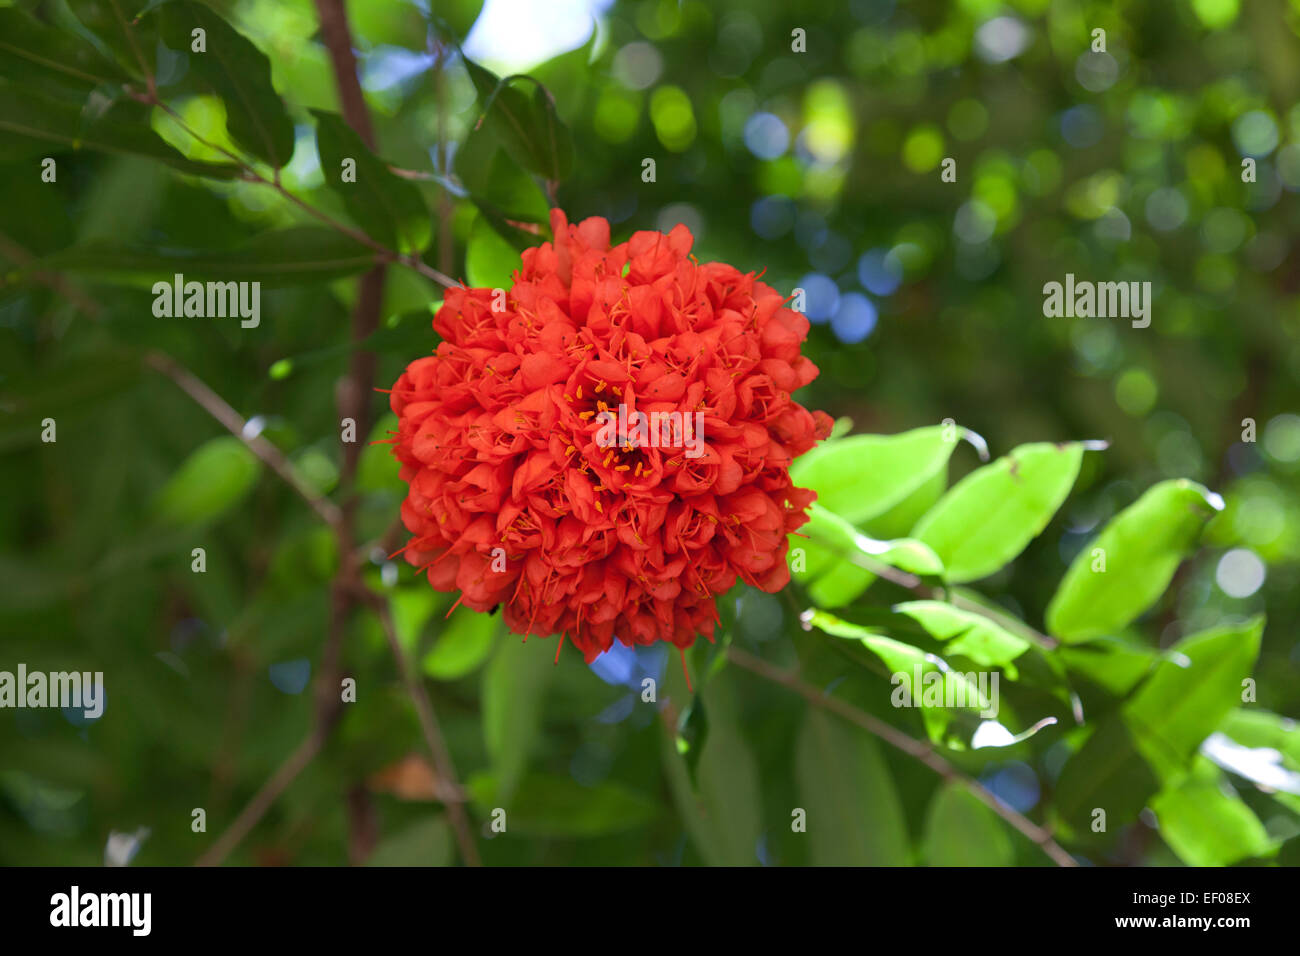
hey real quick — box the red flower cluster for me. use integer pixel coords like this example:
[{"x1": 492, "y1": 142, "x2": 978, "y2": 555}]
[{"x1": 389, "y1": 210, "x2": 832, "y2": 663}]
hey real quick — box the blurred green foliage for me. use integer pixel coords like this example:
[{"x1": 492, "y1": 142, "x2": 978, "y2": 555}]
[{"x1": 1, "y1": 0, "x2": 1298, "y2": 867}]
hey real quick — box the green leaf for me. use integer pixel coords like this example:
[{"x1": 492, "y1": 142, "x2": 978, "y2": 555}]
[
  {"x1": 36, "y1": 226, "x2": 377, "y2": 287},
  {"x1": 1219, "y1": 708, "x2": 1300, "y2": 767},
  {"x1": 913, "y1": 442, "x2": 1086, "y2": 583},
  {"x1": 0, "y1": 350, "x2": 143, "y2": 453},
  {"x1": 0, "y1": 86, "x2": 241, "y2": 179},
  {"x1": 1058, "y1": 637, "x2": 1163, "y2": 695},
  {"x1": 365, "y1": 817, "x2": 453, "y2": 866},
  {"x1": 151, "y1": 436, "x2": 260, "y2": 525},
  {"x1": 795, "y1": 709, "x2": 910, "y2": 865},
  {"x1": 66, "y1": 0, "x2": 157, "y2": 77},
  {"x1": 790, "y1": 425, "x2": 959, "y2": 526},
  {"x1": 464, "y1": 60, "x2": 574, "y2": 181},
  {"x1": 528, "y1": 81, "x2": 575, "y2": 182},
  {"x1": 423, "y1": 608, "x2": 499, "y2": 680},
  {"x1": 923, "y1": 781, "x2": 1014, "y2": 865},
  {"x1": 0, "y1": 9, "x2": 129, "y2": 95},
  {"x1": 893, "y1": 600, "x2": 1030, "y2": 678},
  {"x1": 312, "y1": 109, "x2": 431, "y2": 253},
  {"x1": 791, "y1": 507, "x2": 875, "y2": 608},
  {"x1": 1053, "y1": 714, "x2": 1161, "y2": 836},
  {"x1": 1046, "y1": 480, "x2": 1224, "y2": 642},
  {"x1": 456, "y1": 123, "x2": 550, "y2": 224},
  {"x1": 467, "y1": 772, "x2": 656, "y2": 837},
  {"x1": 465, "y1": 214, "x2": 521, "y2": 288},
  {"x1": 1150, "y1": 776, "x2": 1272, "y2": 866},
  {"x1": 861, "y1": 466, "x2": 947, "y2": 540},
  {"x1": 794, "y1": 504, "x2": 943, "y2": 607},
  {"x1": 482, "y1": 636, "x2": 554, "y2": 801},
  {"x1": 804, "y1": 608, "x2": 993, "y2": 742},
  {"x1": 1122, "y1": 617, "x2": 1264, "y2": 780},
  {"x1": 690, "y1": 671, "x2": 763, "y2": 865},
  {"x1": 157, "y1": 1, "x2": 295, "y2": 168}
]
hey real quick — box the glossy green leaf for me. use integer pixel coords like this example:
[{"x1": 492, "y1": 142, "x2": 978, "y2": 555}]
[
  {"x1": 1123, "y1": 617, "x2": 1264, "y2": 780},
  {"x1": 312, "y1": 109, "x2": 431, "y2": 253},
  {"x1": 157, "y1": 1, "x2": 295, "y2": 168},
  {"x1": 790, "y1": 507, "x2": 875, "y2": 608},
  {"x1": 913, "y1": 442, "x2": 1085, "y2": 583},
  {"x1": 1046, "y1": 480, "x2": 1224, "y2": 642},
  {"x1": 1150, "y1": 776, "x2": 1272, "y2": 866},
  {"x1": 795, "y1": 709, "x2": 909, "y2": 865},
  {"x1": 923, "y1": 781, "x2": 1014, "y2": 865},
  {"x1": 804, "y1": 608, "x2": 993, "y2": 742},
  {"x1": 794, "y1": 504, "x2": 944, "y2": 607},
  {"x1": 1219, "y1": 708, "x2": 1300, "y2": 767},
  {"x1": 151, "y1": 436, "x2": 259, "y2": 525},
  {"x1": 790, "y1": 425, "x2": 959, "y2": 526},
  {"x1": 893, "y1": 600, "x2": 1030, "y2": 678}
]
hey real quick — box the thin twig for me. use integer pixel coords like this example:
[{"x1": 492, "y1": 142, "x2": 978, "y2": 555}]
[
  {"x1": 364, "y1": 590, "x2": 482, "y2": 866},
  {"x1": 143, "y1": 351, "x2": 343, "y2": 530},
  {"x1": 140, "y1": 96, "x2": 459, "y2": 290},
  {"x1": 313, "y1": 0, "x2": 478, "y2": 867},
  {"x1": 821, "y1": 542, "x2": 1059, "y2": 651},
  {"x1": 0, "y1": 231, "x2": 104, "y2": 318},
  {"x1": 725, "y1": 646, "x2": 1078, "y2": 868},
  {"x1": 196, "y1": 731, "x2": 324, "y2": 867}
]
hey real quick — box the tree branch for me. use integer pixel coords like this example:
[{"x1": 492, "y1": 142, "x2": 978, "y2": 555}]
[
  {"x1": 725, "y1": 646, "x2": 1078, "y2": 868},
  {"x1": 363, "y1": 589, "x2": 482, "y2": 866},
  {"x1": 143, "y1": 351, "x2": 344, "y2": 530}
]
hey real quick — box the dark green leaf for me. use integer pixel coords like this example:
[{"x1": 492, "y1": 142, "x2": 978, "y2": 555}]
[
  {"x1": 312, "y1": 109, "x2": 431, "y2": 253},
  {"x1": 0, "y1": 85, "x2": 241, "y2": 179},
  {"x1": 482, "y1": 636, "x2": 554, "y2": 801},
  {"x1": 0, "y1": 8, "x2": 129, "y2": 95},
  {"x1": 157, "y1": 1, "x2": 294, "y2": 167},
  {"x1": 468, "y1": 772, "x2": 657, "y2": 838},
  {"x1": 36, "y1": 226, "x2": 377, "y2": 286},
  {"x1": 795, "y1": 708, "x2": 909, "y2": 865}
]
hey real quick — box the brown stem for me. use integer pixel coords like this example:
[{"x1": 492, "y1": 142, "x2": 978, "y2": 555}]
[
  {"x1": 822, "y1": 542, "x2": 1059, "y2": 652},
  {"x1": 143, "y1": 352, "x2": 344, "y2": 529},
  {"x1": 196, "y1": 731, "x2": 324, "y2": 867},
  {"x1": 725, "y1": 646, "x2": 1078, "y2": 868},
  {"x1": 366, "y1": 591, "x2": 482, "y2": 866}
]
